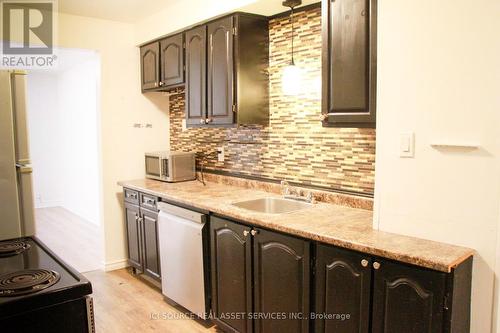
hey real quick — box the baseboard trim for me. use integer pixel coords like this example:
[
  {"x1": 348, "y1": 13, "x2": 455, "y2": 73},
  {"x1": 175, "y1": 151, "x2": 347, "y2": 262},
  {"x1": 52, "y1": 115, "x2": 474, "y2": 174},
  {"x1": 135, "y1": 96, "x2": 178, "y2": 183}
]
[{"x1": 104, "y1": 259, "x2": 129, "y2": 272}]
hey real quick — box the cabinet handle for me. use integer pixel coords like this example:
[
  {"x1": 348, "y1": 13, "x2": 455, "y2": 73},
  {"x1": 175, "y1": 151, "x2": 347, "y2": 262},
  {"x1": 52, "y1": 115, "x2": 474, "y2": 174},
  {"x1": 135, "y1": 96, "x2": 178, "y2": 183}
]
[
  {"x1": 135, "y1": 214, "x2": 139, "y2": 221},
  {"x1": 373, "y1": 262, "x2": 381, "y2": 270},
  {"x1": 250, "y1": 230, "x2": 258, "y2": 236},
  {"x1": 361, "y1": 259, "x2": 369, "y2": 267},
  {"x1": 199, "y1": 119, "x2": 205, "y2": 124},
  {"x1": 243, "y1": 230, "x2": 249, "y2": 237}
]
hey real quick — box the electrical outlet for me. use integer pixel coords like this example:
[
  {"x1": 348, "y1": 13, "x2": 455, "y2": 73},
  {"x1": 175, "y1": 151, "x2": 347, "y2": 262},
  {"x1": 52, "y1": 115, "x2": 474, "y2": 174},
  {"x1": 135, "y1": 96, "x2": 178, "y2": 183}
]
[{"x1": 217, "y1": 147, "x2": 225, "y2": 162}]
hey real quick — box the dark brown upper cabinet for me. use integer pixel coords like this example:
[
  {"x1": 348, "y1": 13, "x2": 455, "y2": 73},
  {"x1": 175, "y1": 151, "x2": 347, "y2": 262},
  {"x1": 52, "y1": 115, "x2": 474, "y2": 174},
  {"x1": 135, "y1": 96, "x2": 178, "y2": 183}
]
[
  {"x1": 185, "y1": 25, "x2": 207, "y2": 126},
  {"x1": 160, "y1": 34, "x2": 185, "y2": 87},
  {"x1": 140, "y1": 42, "x2": 160, "y2": 91},
  {"x1": 140, "y1": 33, "x2": 185, "y2": 92},
  {"x1": 321, "y1": 0, "x2": 377, "y2": 128},
  {"x1": 207, "y1": 16, "x2": 235, "y2": 125},
  {"x1": 185, "y1": 13, "x2": 269, "y2": 127}
]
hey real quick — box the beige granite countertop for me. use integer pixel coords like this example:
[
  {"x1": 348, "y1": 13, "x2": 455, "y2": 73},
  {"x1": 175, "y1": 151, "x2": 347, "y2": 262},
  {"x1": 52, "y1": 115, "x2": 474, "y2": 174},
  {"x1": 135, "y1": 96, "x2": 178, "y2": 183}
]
[{"x1": 118, "y1": 178, "x2": 474, "y2": 273}]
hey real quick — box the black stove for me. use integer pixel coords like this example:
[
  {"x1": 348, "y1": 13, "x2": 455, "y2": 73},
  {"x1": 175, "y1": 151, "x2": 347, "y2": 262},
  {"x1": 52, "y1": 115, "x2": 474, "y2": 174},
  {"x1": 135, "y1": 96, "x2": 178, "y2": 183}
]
[{"x1": 0, "y1": 237, "x2": 94, "y2": 332}]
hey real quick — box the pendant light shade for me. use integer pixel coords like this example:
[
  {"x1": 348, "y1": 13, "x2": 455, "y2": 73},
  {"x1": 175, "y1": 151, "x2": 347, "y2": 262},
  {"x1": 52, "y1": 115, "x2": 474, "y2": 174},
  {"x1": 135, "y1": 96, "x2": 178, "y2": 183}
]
[{"x1": 281, "y1": 0, "x2": 302, "y2": 96}]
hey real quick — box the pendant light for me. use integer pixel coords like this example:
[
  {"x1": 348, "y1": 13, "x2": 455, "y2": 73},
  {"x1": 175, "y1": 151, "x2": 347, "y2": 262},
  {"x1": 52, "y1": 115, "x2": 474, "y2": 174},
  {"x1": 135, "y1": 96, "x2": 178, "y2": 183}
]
[{"x1": 282, "y1": 0, "x2": 302, "y2": 96}]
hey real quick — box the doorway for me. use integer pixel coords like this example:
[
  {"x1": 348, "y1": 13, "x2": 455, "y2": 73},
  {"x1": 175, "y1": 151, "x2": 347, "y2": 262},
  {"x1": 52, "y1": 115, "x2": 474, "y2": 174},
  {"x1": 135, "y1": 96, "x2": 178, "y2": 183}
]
[{"x1": 26, "y1": 48, "x2": 103, "y2": 273}]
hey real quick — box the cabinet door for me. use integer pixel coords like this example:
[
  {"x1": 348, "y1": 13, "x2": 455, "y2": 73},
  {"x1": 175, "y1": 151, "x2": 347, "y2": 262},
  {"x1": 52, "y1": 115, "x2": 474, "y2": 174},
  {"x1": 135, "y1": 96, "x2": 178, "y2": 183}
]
[
  {"x1": 210, "y1": 217, "x2": 253, "y2": 333},
  {"x1": 185, "y1": 25, "x2": 207, "y2": 126},
  {"x1": 141, "y1": 208, "x2": 161, "y2": 281},
  {"x1": 207, "y1": 16, "x2": 234, "y2": 125},
  {"x1": 315, "y1": 245, "x2": 371, "y2": 333},
  {"x1": 321, "y1": 0, "x2": 376, "y2": 127},
  {"x1": 140, "y1": 42, "x2": 160, "y2": 91},
  {"x1": 372, "y1": 259, "x2": 446, "y2": 333},
  {"x1": 160, "y1": 34, "x2": 184, "y2": 87},
  {"x1": 253, "y1": 228, "x2": 310, "y2": 333},
  {"x1": 124, "y1": 203, "x2": 142, "y2": 270}
]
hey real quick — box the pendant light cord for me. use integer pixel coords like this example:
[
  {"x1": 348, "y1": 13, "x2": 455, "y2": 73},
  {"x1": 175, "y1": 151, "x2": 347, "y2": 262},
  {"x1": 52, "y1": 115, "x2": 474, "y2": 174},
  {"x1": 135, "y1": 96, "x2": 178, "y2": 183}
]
[{"x1": 290, "y1": 7, "x2": 295, "y2": 65}]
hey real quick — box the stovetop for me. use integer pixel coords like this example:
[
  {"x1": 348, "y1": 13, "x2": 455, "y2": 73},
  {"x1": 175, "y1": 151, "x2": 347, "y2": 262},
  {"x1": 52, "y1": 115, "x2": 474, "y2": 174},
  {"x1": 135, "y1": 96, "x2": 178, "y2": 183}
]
[{"x1": 0, "y1": 237, "x2": 92, "y2": 319}]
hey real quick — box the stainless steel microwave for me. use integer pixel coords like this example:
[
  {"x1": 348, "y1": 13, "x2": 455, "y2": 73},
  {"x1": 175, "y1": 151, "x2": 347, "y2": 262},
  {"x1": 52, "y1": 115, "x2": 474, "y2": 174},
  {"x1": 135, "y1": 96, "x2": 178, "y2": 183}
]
[{"x1": 145, "y1": 151, "x2": 196, "y2": 182}]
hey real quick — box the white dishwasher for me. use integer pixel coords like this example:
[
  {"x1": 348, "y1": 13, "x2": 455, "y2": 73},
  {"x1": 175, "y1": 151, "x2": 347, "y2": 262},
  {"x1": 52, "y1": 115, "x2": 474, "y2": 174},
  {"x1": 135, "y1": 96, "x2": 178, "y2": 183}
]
[{"x1": 157, "y1": 202, "x2": 209, "y2": 319}]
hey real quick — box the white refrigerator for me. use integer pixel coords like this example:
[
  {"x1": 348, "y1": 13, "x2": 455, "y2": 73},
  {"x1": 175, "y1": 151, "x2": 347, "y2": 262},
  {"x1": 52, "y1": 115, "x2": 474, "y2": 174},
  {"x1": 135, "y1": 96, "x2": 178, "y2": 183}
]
[{"x1": 0, "y1": 70, "x2": 36, "y2": 241}]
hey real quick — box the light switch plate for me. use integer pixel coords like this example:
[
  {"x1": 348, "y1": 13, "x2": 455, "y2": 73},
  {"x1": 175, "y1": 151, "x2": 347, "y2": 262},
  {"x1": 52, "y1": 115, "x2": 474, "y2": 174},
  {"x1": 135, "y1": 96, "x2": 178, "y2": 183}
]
[{"x1": 399, "y1": 132, "x2": 415, "y2": 158}]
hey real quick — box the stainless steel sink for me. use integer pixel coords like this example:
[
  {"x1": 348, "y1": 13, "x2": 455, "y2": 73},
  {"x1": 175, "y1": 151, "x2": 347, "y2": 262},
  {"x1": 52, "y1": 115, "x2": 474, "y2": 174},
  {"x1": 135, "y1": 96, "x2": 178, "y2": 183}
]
[{"x1": 232, "y1": 197, "x2": 314, "y2": 214}]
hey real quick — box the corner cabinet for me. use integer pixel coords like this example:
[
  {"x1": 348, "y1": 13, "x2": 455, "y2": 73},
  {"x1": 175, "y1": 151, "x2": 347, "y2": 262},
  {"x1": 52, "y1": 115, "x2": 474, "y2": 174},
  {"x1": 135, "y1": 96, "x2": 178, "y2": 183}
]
[
  {"x1": 210, "y1": 216, "x2": 310, "y2": 333},
  {"x1": 140, "y1": 33, "x2": 185, "y2": 92},
  {"x1": 315, "y1": 244, "x2": 472, "y2": 333},
  {"x1": 185, "y1": 13, "x2": 269, "y2": 127},
  {"x1": 123, "y1": 188, "x2": 161, "y2": 282},
  {"x1": 321, "y1": 0, "x2": 377, "y2": 128}
]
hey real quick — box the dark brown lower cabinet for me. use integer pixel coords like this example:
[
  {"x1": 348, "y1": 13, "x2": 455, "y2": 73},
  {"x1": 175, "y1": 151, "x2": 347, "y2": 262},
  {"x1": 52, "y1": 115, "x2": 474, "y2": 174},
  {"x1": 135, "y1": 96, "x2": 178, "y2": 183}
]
[
  {"x1": 123, "y1": 191, "x2": 161, "y2": 282},
  {"x1": 210, "y1": 217, "x2": 253, "y2": 333},
  {"x1": 315, "y1": 245, "x2": 371, "y2": 333},
  {"x1": 315, "y1": 244, "x2": 472, "y2": 333},
  {"x1": 140, "y1": 208, "x2": 161, "y2": 280},
  {"x1": 210, "y1": 217, "x2": 310, "y2": 333},
  {"x1": 253, "y1": 228, "x2": 310, "y2": 333},
  {"x1": 371, "y1": 259, "x2": 446, "y2": 333},
  {"x1": 124, "y1": 202, "x2": 141, "y2": 270}
]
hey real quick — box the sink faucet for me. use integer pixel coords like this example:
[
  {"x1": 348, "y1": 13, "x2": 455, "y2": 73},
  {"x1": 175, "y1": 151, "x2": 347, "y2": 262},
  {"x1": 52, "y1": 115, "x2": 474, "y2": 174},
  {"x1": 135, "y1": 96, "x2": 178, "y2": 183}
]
[{"x1": 280, "y1": 180, "x2": 315, "y2": 204}]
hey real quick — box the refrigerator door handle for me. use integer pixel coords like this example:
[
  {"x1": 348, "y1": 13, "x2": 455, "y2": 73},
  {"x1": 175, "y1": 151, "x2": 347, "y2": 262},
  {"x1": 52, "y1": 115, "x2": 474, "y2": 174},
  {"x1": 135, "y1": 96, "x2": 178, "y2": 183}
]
[
  {"x1": 16, "y1": 163, "x2": 33, "y2": 174},
  {"x1": 16, "y1": 164, "x2": 36, "y2": 236},
  {"x1": 11, "y1": 72, "x2": 31, "y2": 164}
]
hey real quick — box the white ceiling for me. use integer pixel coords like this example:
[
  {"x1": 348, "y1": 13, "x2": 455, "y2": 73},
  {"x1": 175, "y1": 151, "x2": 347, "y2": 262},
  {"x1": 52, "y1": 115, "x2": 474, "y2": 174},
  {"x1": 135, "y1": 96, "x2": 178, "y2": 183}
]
[
  {"x1": 57, "y1": 0, "x2": 320, "y2": 24},
  {"x1": 58, "y1": 0, "x2": 176, "y2": 23}
]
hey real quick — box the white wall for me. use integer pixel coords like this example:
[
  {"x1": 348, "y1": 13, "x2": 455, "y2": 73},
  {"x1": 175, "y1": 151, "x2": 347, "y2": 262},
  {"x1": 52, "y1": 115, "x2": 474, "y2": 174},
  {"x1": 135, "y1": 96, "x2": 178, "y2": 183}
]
[
  {"x1": 27, "y1": 74, "x2": 64, "y2": 208},
  {"x1": 27, "y1": 51, "x2": 101, "y2": 225},
  {"x1": 58, "y1": 55, "x2": 101, "y2": 225},
  {"x1": 374, "y1": 1, "x2": 500, "y2": 332},
  {"x1": 56, "y1": 13, "x2": 170, "y2": 270}
]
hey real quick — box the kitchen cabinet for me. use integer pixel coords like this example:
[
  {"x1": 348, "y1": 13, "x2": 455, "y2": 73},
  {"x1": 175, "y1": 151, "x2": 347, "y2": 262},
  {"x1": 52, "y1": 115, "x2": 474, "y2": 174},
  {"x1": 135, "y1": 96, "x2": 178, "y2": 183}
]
[
  {"x1": 321, "y1": 0, "x2": 377, "y2": 128},
  {"x1": 140, "y1": 42, "x2": 160, "y2": 91},
  {"x1": 123, "y1": 189, "x2": 161, "y2": 282},
  {"x1": 210, "y1": 217, "x2": 253, "y2": 333},
  {"x1": 160, "y1": 34, "x2": 185, "y2": 87},
  {"x1": 315, "y1": 244, "x2": 473, "y2": 333},
  {"x1": 314, "y1": 245, "x2": 371, "y2": 333},
  {"x1": 253, "y1": 228, "x2": 310, "y2": 333},
  {"x1": 185, "y1": 13, "x2": 269, "y2": 126},
  {"x1": 185, "y1": 25, "x2": 207, "y2": 126},
  {"x1": 140, "y1": 33, "x2": 185, "y2": 92},
  {"x1": 210, "y1": 217, "x2": 310, "y2": 333}
]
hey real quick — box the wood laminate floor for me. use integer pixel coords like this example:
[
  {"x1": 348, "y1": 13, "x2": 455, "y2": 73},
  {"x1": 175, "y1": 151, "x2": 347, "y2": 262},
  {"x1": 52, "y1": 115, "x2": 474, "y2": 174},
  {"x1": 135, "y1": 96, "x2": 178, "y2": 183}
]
[
  {"x1": 84, "y1": 269, "x2": 221, "y2": 333},
  {"x1": 35, "y1": 206, "x2": 103, "y2": 272}
]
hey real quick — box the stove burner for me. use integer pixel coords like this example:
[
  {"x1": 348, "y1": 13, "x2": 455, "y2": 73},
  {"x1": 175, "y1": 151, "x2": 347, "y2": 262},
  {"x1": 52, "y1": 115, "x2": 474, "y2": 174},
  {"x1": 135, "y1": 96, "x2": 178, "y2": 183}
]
[
  {"x1": 0, "y1": 269, "x2": 60, "y2": 297},
  {"x1": 0, "y1": 240, "x2": 30, "y2": 257}
]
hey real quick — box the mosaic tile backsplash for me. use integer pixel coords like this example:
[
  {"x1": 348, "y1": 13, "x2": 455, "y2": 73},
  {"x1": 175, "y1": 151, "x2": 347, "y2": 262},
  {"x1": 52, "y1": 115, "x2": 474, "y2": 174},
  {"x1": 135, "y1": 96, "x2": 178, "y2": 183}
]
[{"x1": 169, "y1": 6, "x2": 376, "y2": 196}]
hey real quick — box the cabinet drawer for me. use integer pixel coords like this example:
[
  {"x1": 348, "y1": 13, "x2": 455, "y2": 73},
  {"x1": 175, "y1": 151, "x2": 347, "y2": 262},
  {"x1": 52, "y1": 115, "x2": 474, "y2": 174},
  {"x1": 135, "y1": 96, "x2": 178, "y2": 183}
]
[
  {"x1": 140, "y1": 193, "x2": 158, "y2": 211},
  {"x1": 124, "y1": 188, "x2": 139, "y2": 205}
]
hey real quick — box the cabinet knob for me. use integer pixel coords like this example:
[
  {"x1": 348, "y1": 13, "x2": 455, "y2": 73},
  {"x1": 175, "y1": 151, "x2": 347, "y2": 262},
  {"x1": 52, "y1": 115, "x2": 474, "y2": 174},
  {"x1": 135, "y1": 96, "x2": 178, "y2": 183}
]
[
  {"x1": 250, "y1": 230, "x2": 258, "y2": 236},
  {"x1": 199, "y1": 119, "x2": 205, "y2": 124},
  {"x1": 243, "y1": 230, "x2": 249, "y2": 237},
  {"x1": 361, "y1": 259, "x2": 369, "y2": 267},
  {"x1": 159, "y1": 81, "x2": 164, "y2": 86},
  {"x1": 205, "y1": 118, "x2": 212, "y2": 124},
  {"x1": 373, "y1": 262, "x2": 381, "y2": 270}
]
